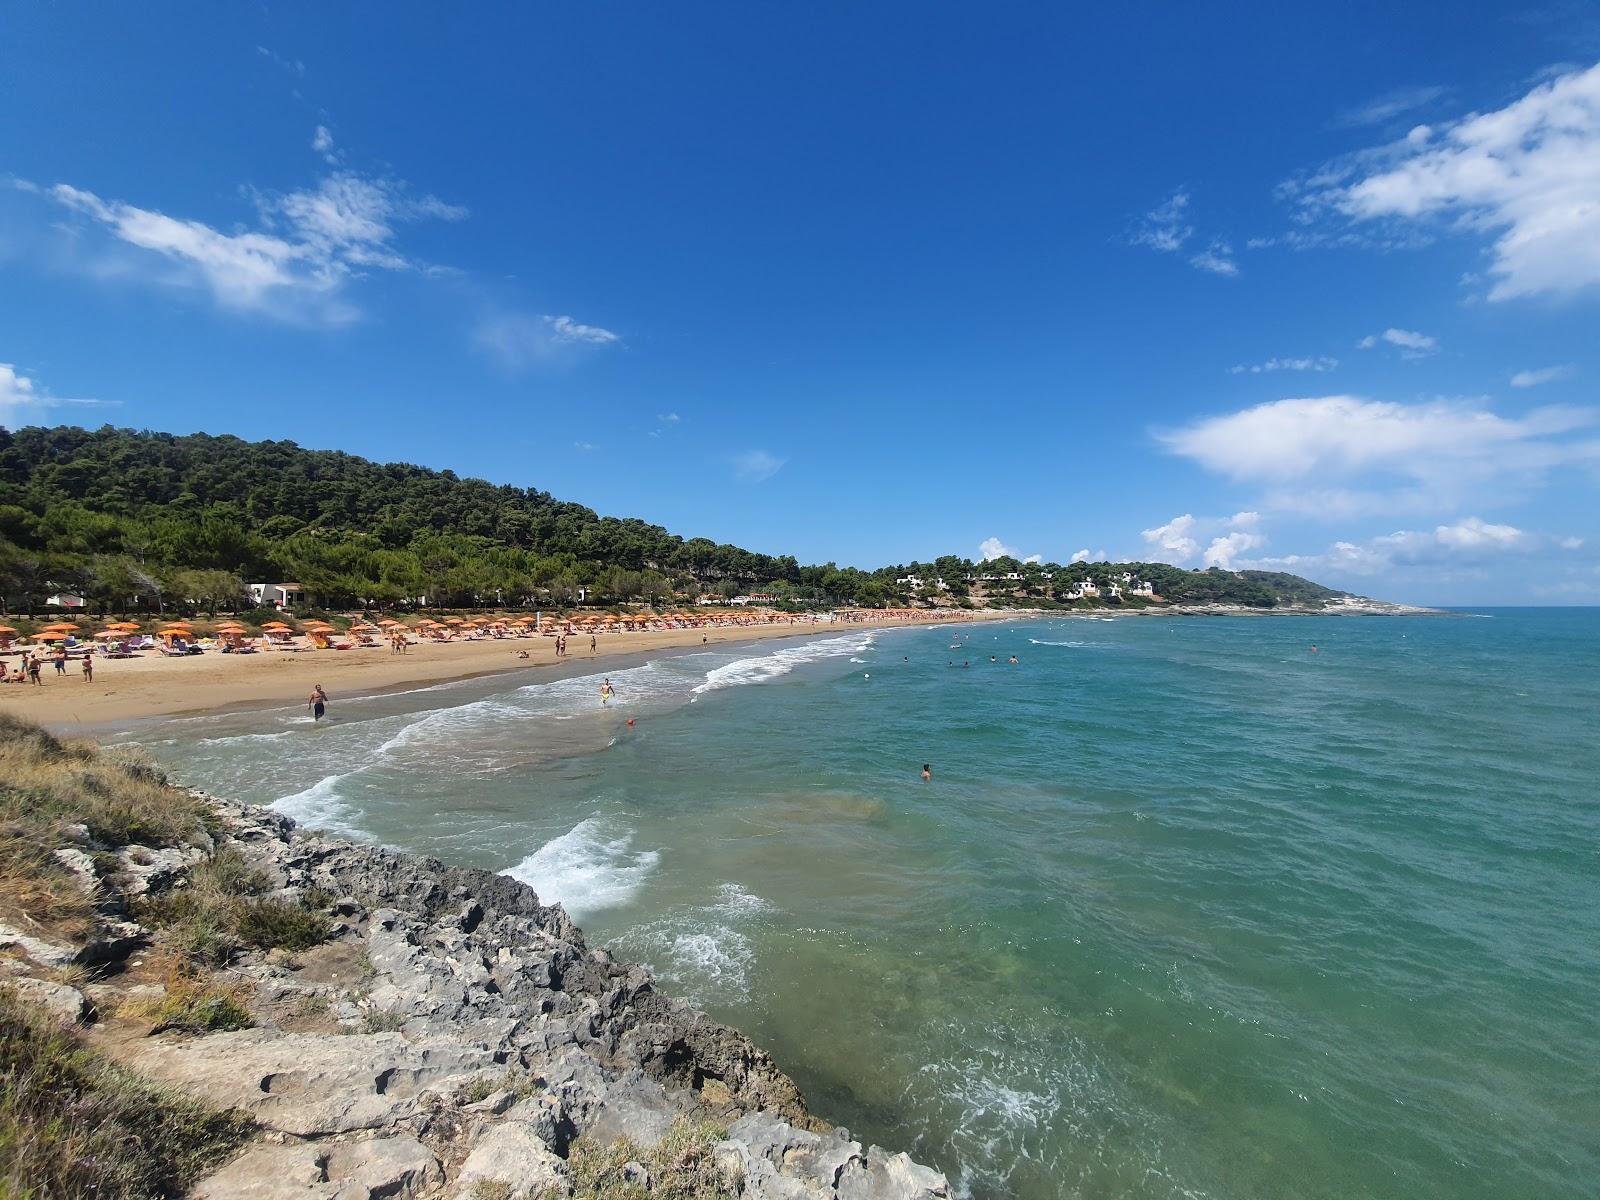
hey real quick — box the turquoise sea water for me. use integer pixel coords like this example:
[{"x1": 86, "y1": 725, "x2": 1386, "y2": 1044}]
[{"x1": 122, "y1": 610, "x2": 1599, "y2": 1199}]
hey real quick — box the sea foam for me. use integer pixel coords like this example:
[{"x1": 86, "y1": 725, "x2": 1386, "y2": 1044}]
[
  {"x1": 506, "y1": 817, "x2": 660, "y2": 921},
  {"x1": 692, "y1": 633, "x2": 875, "y2": 695}
]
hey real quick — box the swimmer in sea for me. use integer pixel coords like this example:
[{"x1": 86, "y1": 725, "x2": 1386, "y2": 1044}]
[
  {"x1": 921, "y1": 764, "x2": 931, "y2": 782},
  {"x1": 308, "y1": 684, "x2": 328, "y2": 721},
  {"x1": 1008, "y1": 655, "x2": 1018, "y2": 664}
]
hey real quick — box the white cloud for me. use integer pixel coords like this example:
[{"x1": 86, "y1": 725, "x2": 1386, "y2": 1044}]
[
  {"x1": 1142, "y1": 512, "x2": 1262, "y2": 566},
  {"x1": 547, "y1": 315, "x2": 620, "y2": 345},
  {"x1": 1022, "y1": 553, "x2": 1043, "y2": 564},
  {"x1": 1132, "y1": 190, "x2": 1193, "y2": 253},
  {"x1": 574, "y1": 441, "x2": 596, "y2": 452},
  {"x1": 1302, "y1": 61, "x2": 1600, "y2": 300},
  {"x1": 978, "y1": 536, "x2": 1018, "y2": 561},
  {"x1": 1337, "y1": 85, "x2": 1449, "y2": 128},
  {"x1": 732, "y1": 449, "x2": 785, "y2": 483},
  {"x1": 311, "y1": 125, "x2": 337, "y2": 164},
  {"x1": 1189, "y1": 239, "x2": 1239, "y2": 276},
  {"x1": 1239, "y1": 517, "x2": 1577, "y2": 578},
  {"x1": 0, "y1": 362, "x2": 116, "y2": 428},
  {"x1": 39, "y1": 170, "x2": 465, "y2": 325},
  {"x1": 657, "y1": 412, "x2": 681, "y2": 424},
  {"x1": 1202, "y1": 530, "x2": 1265, "y2": 569},
  {"x1": 1158, "y1": 395, "x2": 1599, "y2": 515},
  {"x1": 1140, "y1": 514, "x2": 1199, "y2": 563},
  {"x1": 473, "y1": 313, "x2": 621, "y2": 369},
  {"x1": 1357, "y1": 327, "x2": 1438, "y2": 356},
  {"x1": 1133, "y1": 191, "x2": 1239, "y2": 276},
  {"x1": 1510, "y1": 364, "x2": 1575, "y2": 388},
  {"x1": 1230, "y1": 356, "x2": 1339, "y2": 374},
  {"x1": 1070, "y1": 548, "x2": 1091, "y2": 563}
]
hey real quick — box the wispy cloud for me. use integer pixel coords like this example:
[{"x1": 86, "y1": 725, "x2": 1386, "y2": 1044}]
[
  {"x1": 1229, "y1": 356, "x2": 1339, "y2": 375},
  {"x1": 1336, "y1": 84, "x2": 1449, "y2": 127},
  {"x1": 311, "y1": 125, "x2": 338, "y2": 165},
  {"x1": 0, "y1": 362, "x2": 117, "y2": 428},
  {"x1": 1357, "y1": 327, "x2": 1438, "y2": 357},
  {"x1": 472, "y1": 313, "x2": 621, "y2": 369},
  {"x1": 1241, "y1": 517, "x2": 1582, "y2": 577},
  {"x1": 1132, "y1": 190, "x2": 1240, "y2": 277},
  {"x1": 256, "y1": 45, "x2": 305, "y2": 78},
  {"x1": 1158, "y1": 394, "x2": 1600, "y2": 516},
  {"x1": 574, "y1": 441, "x2": 596, "y2": 452},
  {"x1": 1189, "y1": 239, "x2": 1239, "y2": 276},
  {"x1": 32, "y1": 169, "x2": 465, "y2": 326},
  {"x1": 1290, "y1": 61, "x2": 1600, "y2": 300},
  {"x1": 1132, "y1": 190, "x2": 1193, "y2": 253},
  {"x1": 732, "y1": 449, "x2": 786, "y2": 483},
  {"x1": 1511, "y1": 364, "x2": 1576, "y2": 388}
]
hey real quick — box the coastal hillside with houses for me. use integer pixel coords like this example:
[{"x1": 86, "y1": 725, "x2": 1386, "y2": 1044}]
[{"x1": 2, "y1": 425, "x2": 1352, "y2": 617}]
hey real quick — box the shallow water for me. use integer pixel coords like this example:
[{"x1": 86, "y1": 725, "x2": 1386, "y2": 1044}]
[{"x1": 128, "y1": 611, "x2": 1600, "y2": 1199}]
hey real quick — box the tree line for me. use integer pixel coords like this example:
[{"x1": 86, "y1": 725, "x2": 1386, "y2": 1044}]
[{"x1": 0, "y1": 425, "x2": 1343, "y2": 615}]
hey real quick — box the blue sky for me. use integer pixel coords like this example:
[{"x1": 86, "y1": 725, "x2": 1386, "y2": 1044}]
[{"x1": 3, "y1": 3, "x2": 1599, "y2": 604}]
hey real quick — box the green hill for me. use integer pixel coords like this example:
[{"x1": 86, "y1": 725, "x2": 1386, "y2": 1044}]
[{"x1": 0, "y1": 425, "x2": 1349, "y2": 614}]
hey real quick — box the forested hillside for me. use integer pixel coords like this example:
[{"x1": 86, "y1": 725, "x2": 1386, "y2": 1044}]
[{"x1": 0, "y1": 425, "x2": 1348, "y2": 613}]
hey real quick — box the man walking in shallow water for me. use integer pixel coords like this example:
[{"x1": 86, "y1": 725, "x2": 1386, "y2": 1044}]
[{"x1": 308, "y1": 684, "x2": 328, "y2": 721}]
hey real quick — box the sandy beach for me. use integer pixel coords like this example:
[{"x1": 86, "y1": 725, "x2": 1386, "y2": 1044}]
[{"x1": 5, "y1": 611, "x2": 1010, "y2": 732}]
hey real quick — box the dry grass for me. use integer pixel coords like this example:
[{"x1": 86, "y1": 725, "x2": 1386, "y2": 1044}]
[
  {"x1": 115, "y1": 953, "x2": 255, "y2": 1035},
  {"x1": 0, "y1": 984, "x2": 247, "y2": 1198},
  {"x1": 564, "y1": 1117, "x2": 739, "y2": 1200},
  {"x1": 0, "y1": 714, "x2": 212, "y2": 942}
]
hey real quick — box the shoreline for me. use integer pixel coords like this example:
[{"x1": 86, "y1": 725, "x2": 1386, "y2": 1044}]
[
  {"x1": 8, "y1": 602, "x2": 1441, "y2": 733},
  {"x1": 12, "y1": 611, "x2": 1011, "y2": 732}
]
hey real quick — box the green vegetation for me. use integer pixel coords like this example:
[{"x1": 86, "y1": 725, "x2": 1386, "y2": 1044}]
[
  {"x1": 0, "y1": 425, "x2": 1346, "y2": 614},
  {"x1": 563, "y1": 1117, "x2": 739, "y2": 1200},
  {"x1": 0, "y1": 985, "x2": 247, "y2": 1200},
  {"x1": 0, "y1": 714, "x2": 213, "y2": 941},
  {"x1": 137, "y1": 850, "x2": 332, "y2": 969},
  {"x1": 117, "y1": 964, "x2": 255, "y2": 1035}
]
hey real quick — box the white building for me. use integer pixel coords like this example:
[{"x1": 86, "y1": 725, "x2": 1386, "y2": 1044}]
[
  {"x1": 1131, "y1": 580, "x2": 1155, "y2": 596},
  {"x1": 1108, "y1": 582, "x2": 1123, "y2": 599},
  {"x1": 249, "y1": 582, "x2": 304, "y2": 610},
  {"x1": 45, "y1": 592, "x2": 86, "y2": 609},
  {"x1": 897, "y1": 575, "x2": 926, "y2": 590}
]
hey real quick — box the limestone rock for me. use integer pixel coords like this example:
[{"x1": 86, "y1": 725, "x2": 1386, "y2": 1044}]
[
  {"x1": 121, "y1": 1029, "x2": 503, "y2": 1136},
  {"x1": 192, "y1": 1143, "x2": 335, "y2": 1200},
  {"x1": 452, "y1": 1120, "x2": 566, "y2": 1199},
  {"x1": 11, "y1": 977, "x2": 89, "y2": 1024},
  {"x1": 326, "y1": 1134, "x2": 442, "y2": 1199},
  {"x1": 52, "y1": 847, "x2": 100, "y2": 896},
  {"x1": 0, "y1": 921, "x2": 76, "y2": 968}
]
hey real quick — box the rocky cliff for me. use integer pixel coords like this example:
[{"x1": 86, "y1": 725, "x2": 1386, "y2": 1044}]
[{"x1": 1, "y1": 794, "x2": 949, "y2": 1200}]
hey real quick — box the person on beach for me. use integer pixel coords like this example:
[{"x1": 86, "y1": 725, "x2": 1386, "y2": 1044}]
[
  {"x1": 81, "y1": 652, "x2": 93, "y2": 683},
  {"x1": 308, "y1": 684, "x2": 328, "y2": 721},
  {"x1": 590, "y1": 634, "x2": 597, "y2": 655},
  {"x1": 54, "y1": 647, "x2": 68, "y2": 676},
  {"x1": 921, "y1": 764, "x2": 932, "y2": 782},
  {"x1": 28, "y1": 656, "x2": 42, "y2": 685},
  {"x1": 599, "y1": 678, "x2": 614, "y2": 704}
]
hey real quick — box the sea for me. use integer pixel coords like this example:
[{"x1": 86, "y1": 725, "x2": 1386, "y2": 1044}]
[{"x1": 115, "y1": 609, "x2": 1600, "y2": 1200}]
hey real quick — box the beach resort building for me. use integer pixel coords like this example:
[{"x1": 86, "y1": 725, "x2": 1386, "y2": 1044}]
[
  {"x1": 249, "y1": 582, "x2": 305, "y2": 610},
  {"x1": 45, "y1": 592, "x2": 87, "y2": 608}
]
